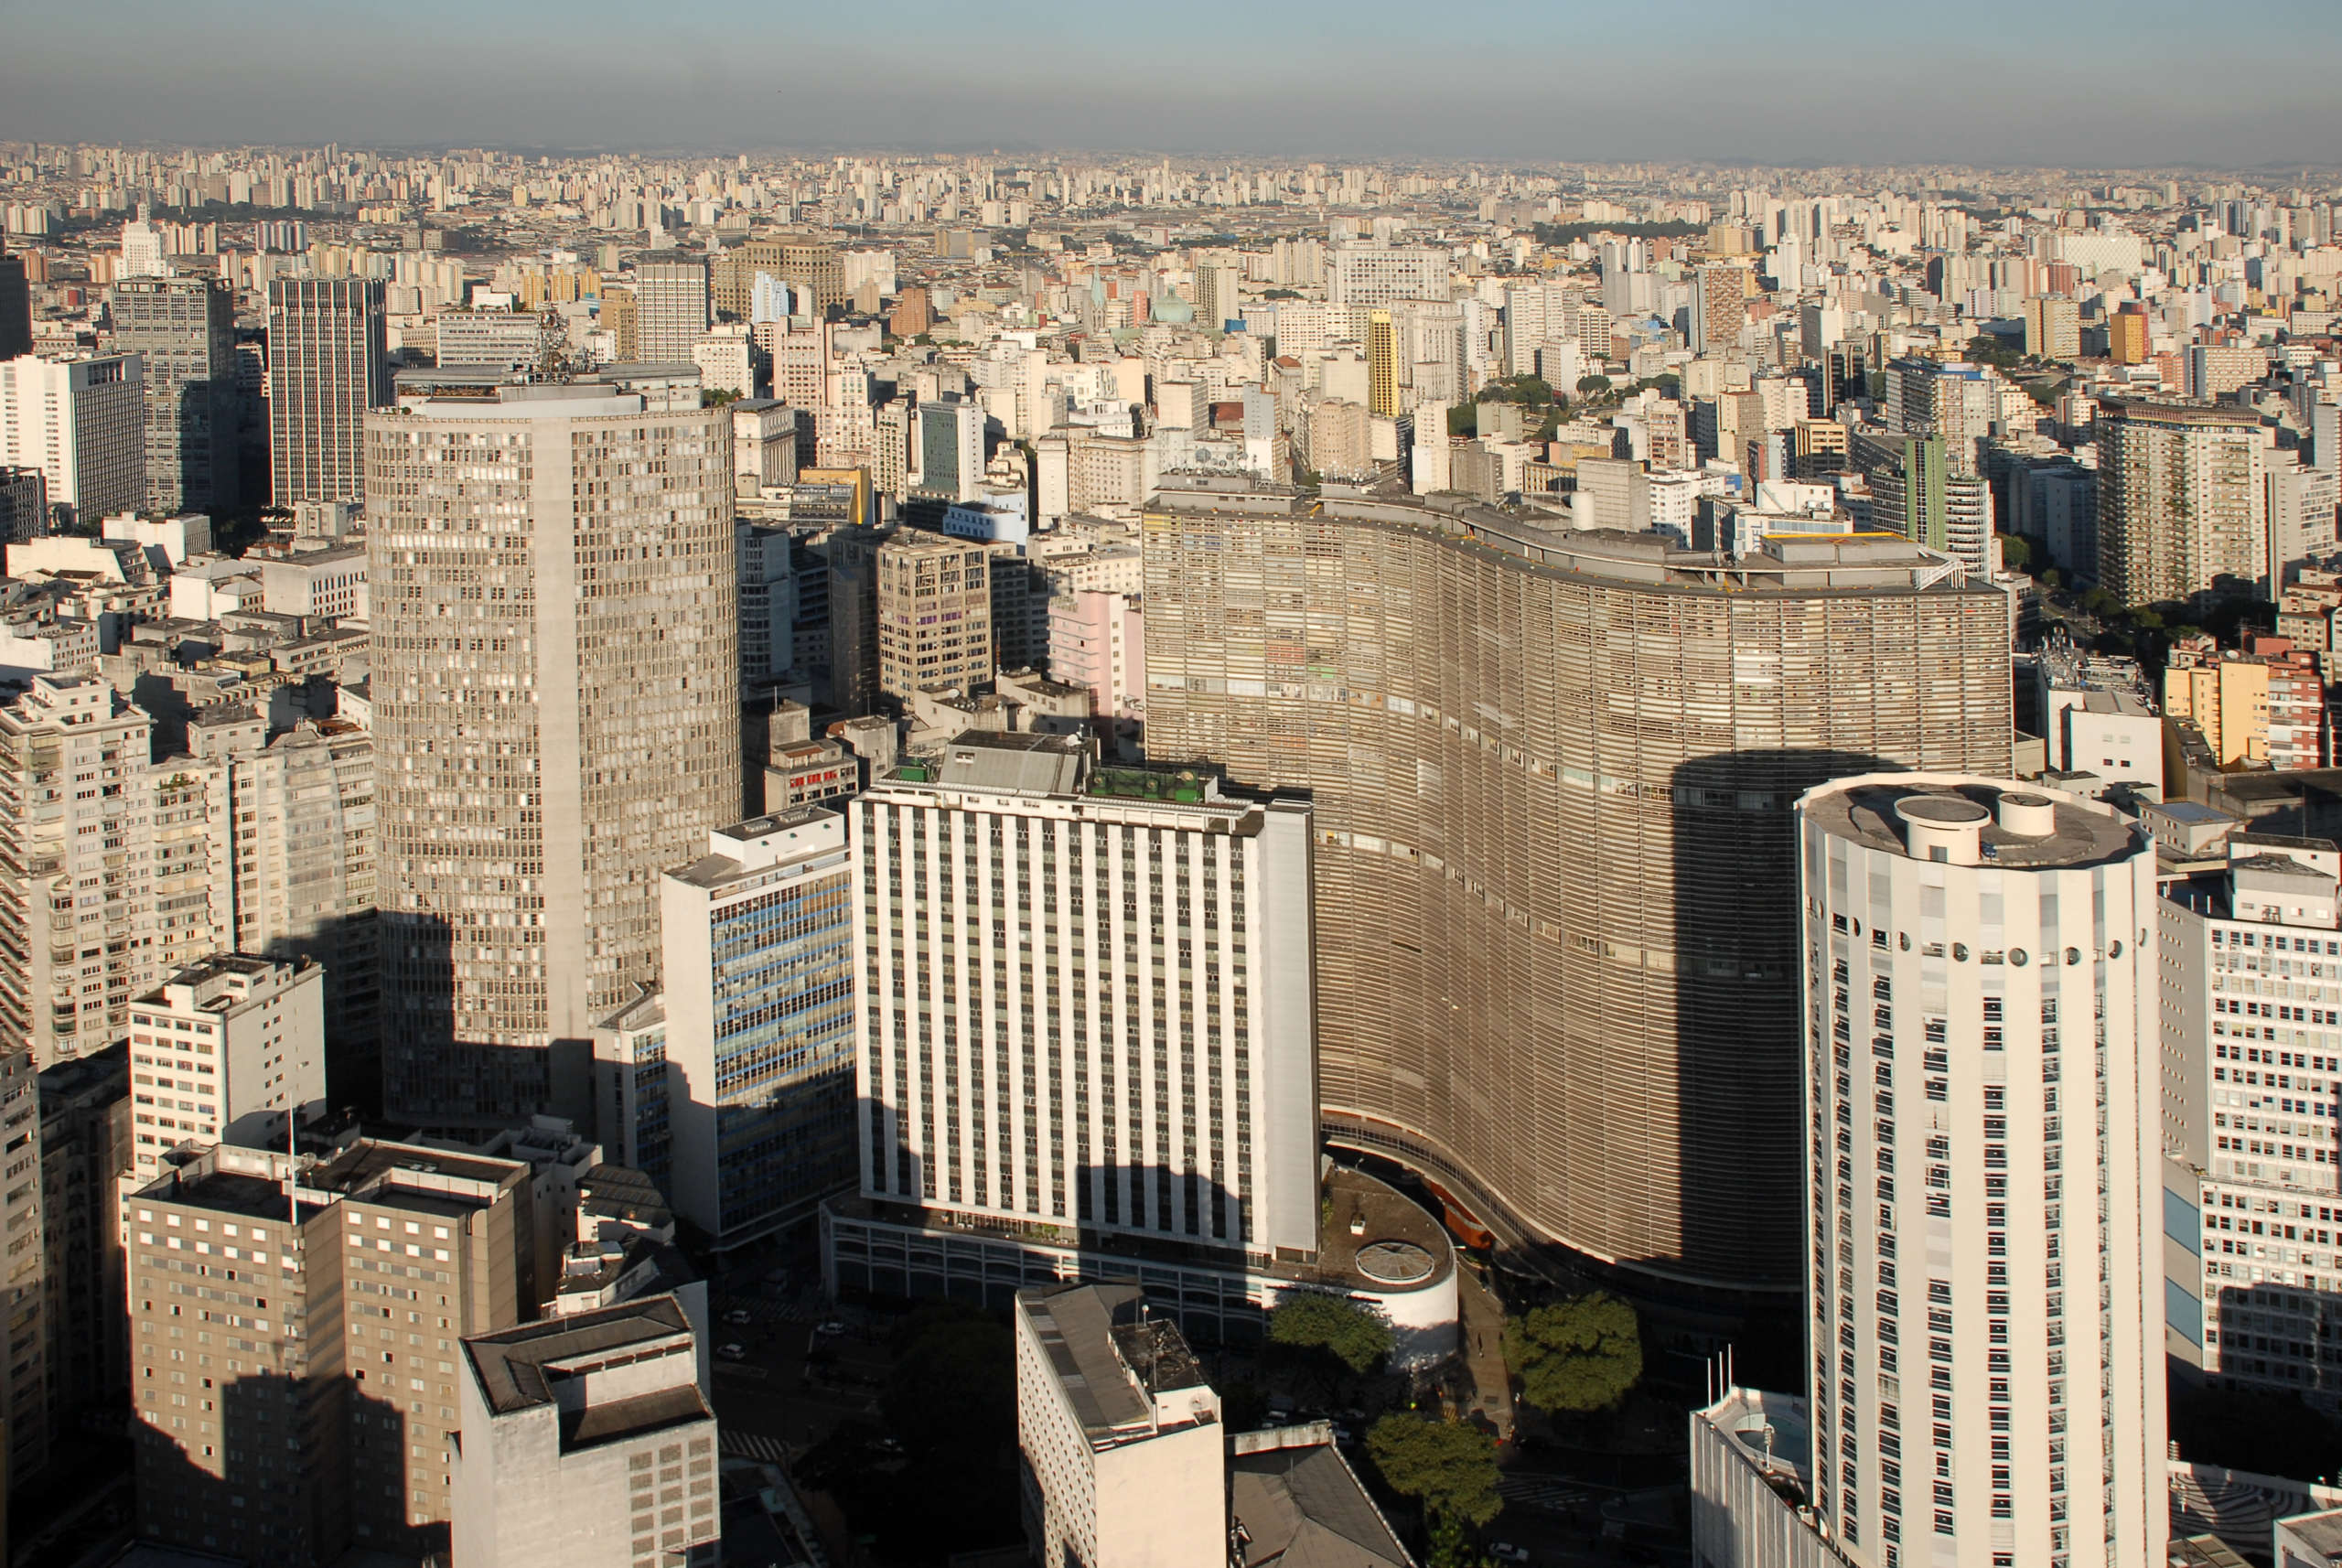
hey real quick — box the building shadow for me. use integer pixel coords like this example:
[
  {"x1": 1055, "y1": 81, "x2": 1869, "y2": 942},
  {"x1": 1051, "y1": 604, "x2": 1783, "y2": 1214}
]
[{"x1": 377, "y1": 911, "x2": 595, "y2": 1133}]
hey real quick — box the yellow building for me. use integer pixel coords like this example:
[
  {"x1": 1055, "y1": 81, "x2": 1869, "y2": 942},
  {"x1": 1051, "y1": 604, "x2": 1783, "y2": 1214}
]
[
  {"x1": 1366, "y1": 308, "x2": 1399, "y2": 417},
  {"x1": 2165, "y1": 643, "x2": 2269, "y2": 765},
  {"x1": 2109, "y1": 307, "x2": 2152, "y2": 366}
]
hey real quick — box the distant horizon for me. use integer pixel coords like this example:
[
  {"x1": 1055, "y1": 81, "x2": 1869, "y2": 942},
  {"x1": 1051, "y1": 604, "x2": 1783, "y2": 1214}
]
[{"x1": 4, "y1": 0, "x2": 2337, "y2": 171}]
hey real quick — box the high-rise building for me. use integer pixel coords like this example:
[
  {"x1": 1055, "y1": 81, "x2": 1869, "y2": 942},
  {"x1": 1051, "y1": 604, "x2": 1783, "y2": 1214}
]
[
  {"x1": 1865, "y1": 434, "x2": 1995, "y2": 575},
  {"x1": 2160, "y1": 844, "x2": 2342, "y2": 1408},
  {"x1": 450, "y1": 1295, "x2": 719, "y2": 1568},
  {"x1": 1797, "y1": 775, "x2": 2165, "y2": 1568},
  {"x1": 1015, "y1": 1282, "x2": 1226, "y2": 1568},
  {"x1": 1142, "y1": 488, "x2": 2012, "y2": 1293},
  {"x1": 2024, "y1": 295, "x2": 2080, "y2": 360},
  {"x1": 1326, "y1": 244, "x2": 1450, "y2": 306},
  {"x1": 38, "y1": 1041, "x2": 131, "y2": 1455},
  {"x1": 119, "y1": 206, "x2": 168, "y2": 279},
  {"x1": 0, "y1": 1044, "x2": 44, "y2": 1487},
  {"x1": 268, "y1": 279, "x2": 391, "y2": 506},
  {"x1": 2108, "y1": 306, "x2": 2152, "y2": 366},
  {"x1": 631, "y1": 259, "x2": 709, "y2": 364},
  {"x1": 1692, "y1": 263, "x2": 1748, "y2": 355},
  {"x1": 365, "y1": 382, "x2": 741, "y2": 1128},
  {"x1": 2095, "y1": 398, "x2": 2266, "y2": 607},
  {"x1": 713, "y1": 236, "x2": 843, "y2": 320},
  {"x1": 849, "y1": 733, "x2": 1317, "y2": 1259},
  {"x1": 126, "y1": 954, "x2": 326, "y2": 1180},
  {"x1": 657, "y1": 807, "x2": 855, "y2": 1251},
  {"x1": 111, "y1": 274, "x2": 240, "y2": 513},
  {"x1": 0, "y1": 353, "x2": 145, "y2": 527},
  {"x1": 1366, "y1": 308, "x2": 1399, "y2": 418},
  {"x1": 0, "y1": 245, "x2": 30, "y2": 360},
  {"x1": 876, "y1": 532, "x2": 991, "y2": 702},
  {"x1": 0, "y1": 464, "x2": 46, "y2": 542},
  {"x1": 127, "y1": 1138, "x2": 538, "y2": 1565},
  {"x1": 0, "y1": 676, "x2": 167, "y2": 1067},
  {"x1": 597, "y1": 285, "x2": 637, "y2": 361},
  {"x1": 435, "y1": 308, "x2": 553, "y2": 371},
  {"x1": 913, "y1": 395, "x2": 986, "y2": 504}
]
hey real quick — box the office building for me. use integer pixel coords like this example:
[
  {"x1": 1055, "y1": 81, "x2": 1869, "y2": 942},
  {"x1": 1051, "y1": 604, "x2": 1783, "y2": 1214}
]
[
  {"x1": 39, "y1": 1042, "x2": 132, "y2": 1451},
  {"x1": 111, "y1": 274, "x2": 240, "y2": 514},
  {"x1": 127, "y1": 954, "x2": 325, "y2": 1180},
  {"x1": 1326, "y1": 244, "x2": 1450, "y2": 306},
  {"x1": 737, "y1": 519, "x2": 797, "y2": 689},
  {"x1": 2165, "y1": 641, "x2": 2273, "y2": 768},
  {"x1": 1016, "y1": 1281, "x2": 1226, "y2": 1568},
  {"x1": 2109, "y1": 308, "x2": 2152, "y2": 366},
  {"x1": 852, "y1": 733, "x2": 1317, "y2": 1261},
  {"x1": 2161, "y1": 845, "x2": 2342, "y2": 1410},
  {"x1": 128, "y1": 1137, "x2": 538, "y2": 1564},
  {"x1": 714, "y1": 236, "x2": 844, "y2": 319},
  {"x1": 436, "y1": 309, "x2": 553, "y2": 371},
  {"x1": 631, "y1": 259, "x2": 709, "y2": 365},
  {"x1": 876, "y1": 532, "x2": 991, "y2": 701},
  {"x1": 451, "y1": 1295, "x2": 718, "y2": 1568},
  {"x1": 2096, "y1": 398, "x2": 2266, "y2": 607},
  {"x1": 658, "y1": 808, "x2": 855, "y2": 1251},
  {"x1": 914, "y1": 395, "x2": 986, "y2": 504},
  {"x1": 0, "y1": 246, "x2": 28, "y2": 360},
  {"x1": 365, "y1": 382, "x2": 741, "y2": 1128},
  {"x1": 1142, "y1": 488, "x2": 2012, "y2": 1294},
  {"x1": 269, "y1": 279, "x2": 391, "y2": 505},
  {"x1": 1797, "y1": 775, "x2": 2165, "y2": 1568},
  {"x1": 0, "y1": 465, "x2": 45, "y2": 542},
  {"x1": 0, "y1": 353, "x2": 145, "y2": 527}
]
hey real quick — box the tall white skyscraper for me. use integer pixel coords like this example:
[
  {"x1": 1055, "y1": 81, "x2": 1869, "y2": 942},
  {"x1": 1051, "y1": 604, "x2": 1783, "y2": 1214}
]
[
  {"x1": 849, "y1": 733, "x2": 1316, "y2": 1261},
  {"x1": 631, "y1": 258, "x2": 709, "y2": 364},
  {"x1": 269, "y1": 278, "x2": 391, "y2": 506},
  {"x1": 365, "y1": 381, "x2": 741, "y2": 1127},
  {"x1": 1798, "y1": 775, "x2": 2165, "y2": 1568}
]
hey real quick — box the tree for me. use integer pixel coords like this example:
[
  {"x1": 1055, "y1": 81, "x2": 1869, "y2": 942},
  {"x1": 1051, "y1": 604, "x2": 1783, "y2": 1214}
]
[
  {"x1": 1575, "y1": 374, "x2": 1611, "y2": 396},
  {"x1": 1269, "y1": 1292, "x2": 1394, "y2": 1374},
  {"x1": 1502, "y1": 1294, "x2": 1643, "y2": 1414},
  {"x1": 1996, "y1": 533, "x2": 2033, "y2": 572},
  {"x1": 1366, "y1": 1413, "x2": 1503, "y2": 1527},
  {"x1": 1426, "y1": 1512, "x2": 1495, "y2": 1568}
]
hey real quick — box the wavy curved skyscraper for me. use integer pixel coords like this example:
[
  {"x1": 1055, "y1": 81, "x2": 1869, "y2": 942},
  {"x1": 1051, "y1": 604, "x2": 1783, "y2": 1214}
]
[{"x1": 1141, "y1": 487, "x2": 2012, "y2": 1294}]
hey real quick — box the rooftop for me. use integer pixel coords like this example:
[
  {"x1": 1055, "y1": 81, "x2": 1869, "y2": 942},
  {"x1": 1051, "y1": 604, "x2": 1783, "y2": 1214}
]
[
  {"x1": 1017, "y1": 1281, "x2": 1210, "y2": 1444},
  {"x1": 1803, "y1": 776, "x2": 2142, "y2": 870},
  {"x1": 1230, "y1": 1434, "x2": 1414, "y2": 1568},
  {"x1": 464, "y1": 1294, "x2": 699, "y2": 1416}
]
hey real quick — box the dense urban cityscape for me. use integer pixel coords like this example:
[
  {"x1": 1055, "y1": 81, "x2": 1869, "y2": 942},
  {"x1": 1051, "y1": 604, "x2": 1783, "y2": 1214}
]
[{"x1": 2, "y1": 39, "x2": 2342, "y2": 1568}]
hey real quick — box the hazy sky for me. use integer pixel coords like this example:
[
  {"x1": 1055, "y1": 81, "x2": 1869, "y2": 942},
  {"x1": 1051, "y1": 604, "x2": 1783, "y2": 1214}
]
[{"x1": 4, "y1": 0, "x2": 2336, "y2": 168}]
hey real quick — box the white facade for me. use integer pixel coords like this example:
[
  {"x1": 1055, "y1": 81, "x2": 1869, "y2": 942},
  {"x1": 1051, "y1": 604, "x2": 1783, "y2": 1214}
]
[
  {"x1": 0, "y1": 353, "x2": 145, "y2": 525},
  {"x1": 691, "y1": 326, "x2": 754, "y2": 398},
  {"x1": 451, "y1": 1295, "x2": 719, "y2": 1568},
  {"x1": 1015, "y1": 1282, "x2": 1225, "y2": 1568},
  {"x1": 1327, "y1": 244, "x2": 1451, "y2": 306},
  {"x1": 127, "y1": 953, "x2": 326, "y2": 1178},
  {"x1": 1690, "y1": 1387, "x2": 1855, "y2": 1568},
  {"x1": 2160, "y1": 848, "x2": 2342, "y2": 1409},
  {"x1": 853, "y1": 735, "x2": 1317, "y2": 1262},
  {"x1": 1798, "y1": 775, "x2": 2165, "y2": 1568}
]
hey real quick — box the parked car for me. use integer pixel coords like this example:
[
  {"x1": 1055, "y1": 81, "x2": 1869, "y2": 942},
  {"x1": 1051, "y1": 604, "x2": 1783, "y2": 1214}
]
[
  {"x1": 716, "y1": 1342, "x2": 748, "y2": 1361},
  {"x1": 815, "y1": 1319, "x2": 848, "y2": 1337},
  {"x1": 1488, "y1": 1544, "x2": 1530, "y2": 1563},
  {"x1": 722, "y1": 1307, "x2": 755, "y2": 1326}
]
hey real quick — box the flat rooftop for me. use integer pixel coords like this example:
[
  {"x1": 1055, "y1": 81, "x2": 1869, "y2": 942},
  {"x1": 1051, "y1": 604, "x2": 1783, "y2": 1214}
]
[
  {"x1": 307, "y1": 1139, "x2": 521, "y2": 1199},
  {"x1": 1806, "y1": 777, "x2": 2140, "y2": 870},
  {"x1": 134, "y1": 1165, "x2": 297, "y2": 1223},
  {"x1": 1017, "y1": 1281, "x2": 1209, "y2": 1444}
]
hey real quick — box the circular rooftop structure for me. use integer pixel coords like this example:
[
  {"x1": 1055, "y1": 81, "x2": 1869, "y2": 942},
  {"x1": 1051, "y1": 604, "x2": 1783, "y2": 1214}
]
[
  {"x1": 1353, "y1": 1240, "x2": 1436, "y2": 1284},
  {"x1": 1896, "y1": 796, "x2": 1992, "y2": 827}
]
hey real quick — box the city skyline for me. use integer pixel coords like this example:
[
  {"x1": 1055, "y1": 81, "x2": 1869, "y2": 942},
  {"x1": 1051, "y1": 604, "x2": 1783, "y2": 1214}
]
[{"x1": 4, "y1": 0, "x2": 2340, "y2": 166}]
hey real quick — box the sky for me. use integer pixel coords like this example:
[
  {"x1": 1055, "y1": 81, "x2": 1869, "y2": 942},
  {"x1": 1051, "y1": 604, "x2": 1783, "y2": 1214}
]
[{"x1": 3, "y1": 0, "x2": 2337, "y2": 169}]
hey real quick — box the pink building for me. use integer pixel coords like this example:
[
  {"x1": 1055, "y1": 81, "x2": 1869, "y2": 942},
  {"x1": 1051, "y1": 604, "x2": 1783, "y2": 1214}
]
[{"x1": 1047, "y1": 588, "x2": 1144, "y2": 722}]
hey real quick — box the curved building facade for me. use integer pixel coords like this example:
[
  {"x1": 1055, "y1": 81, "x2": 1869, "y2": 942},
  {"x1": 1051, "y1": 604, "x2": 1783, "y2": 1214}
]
[
  {"x1": 1141, "y1": 489, "x2": 2012, "y2": 1291},
  {"x1": 1797, "y1": 777, "x2": 2164, "y2": 1567}
]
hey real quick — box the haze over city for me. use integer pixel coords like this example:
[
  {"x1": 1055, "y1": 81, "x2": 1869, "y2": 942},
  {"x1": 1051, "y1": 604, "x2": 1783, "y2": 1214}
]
[{"x1": 4, "y1": 7, "x2": 2342, "y2": 1568}]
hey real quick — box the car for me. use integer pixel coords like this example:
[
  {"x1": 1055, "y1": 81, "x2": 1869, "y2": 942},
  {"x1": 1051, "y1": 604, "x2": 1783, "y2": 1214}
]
[
  {"x1": 716, "y1": 1342, "x2": 748, "y2": 1361},
  {"x1": 872, "y1": 1436, "x2": 905, "y2": 1455},
  {"x1": 1488, "y1": 1545, "x2": 1530, "y2": 1563},
  {"x1": 722, "y1": 1307, "x2": 755, "y2": 1326},
  {"x1": 815, "y1": 1319, "x2": 848, "y2": 1337}
]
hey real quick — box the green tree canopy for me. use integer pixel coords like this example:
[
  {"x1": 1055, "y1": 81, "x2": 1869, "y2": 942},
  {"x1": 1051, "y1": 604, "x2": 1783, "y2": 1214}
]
[
  {"x1": 883, "y1": 1310, "x2": 1015, "y2": 1460},
  {"x1": 1575, "y1": 374, "x2": 1611, "y2": 395},
  {"x1": 1366, "y1": 1413, "x2": 1503, "y2": 1527},
  {"x1": 1269, "y1": 1292, "x2": 1394, "y2": 1374},
  {"x1": 1997, "y1": 533, "x2": 2033, "y2": 572},
  {"x1": 1502, "y1": 1294, "x2": 1643, "y2": 1414}
]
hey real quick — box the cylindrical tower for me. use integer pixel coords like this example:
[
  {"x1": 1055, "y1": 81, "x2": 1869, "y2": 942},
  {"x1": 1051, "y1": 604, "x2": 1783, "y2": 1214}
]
[{"x1": 1798, "y1": 775, "x2": 2165, "y2": 1568}]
